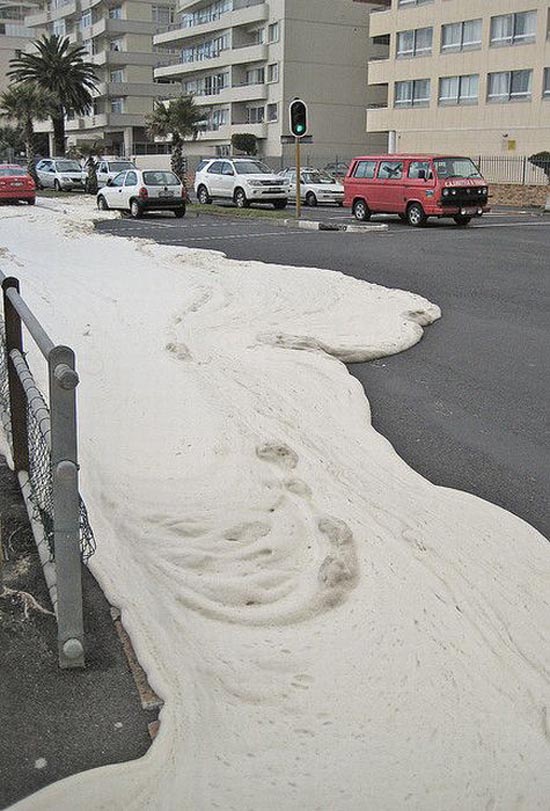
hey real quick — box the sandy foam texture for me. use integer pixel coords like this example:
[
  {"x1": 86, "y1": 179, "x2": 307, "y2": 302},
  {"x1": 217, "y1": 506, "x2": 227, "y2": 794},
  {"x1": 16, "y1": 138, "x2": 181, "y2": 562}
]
[{"x1": 2, "y1": 202, "x2": 549, "y2": 811}]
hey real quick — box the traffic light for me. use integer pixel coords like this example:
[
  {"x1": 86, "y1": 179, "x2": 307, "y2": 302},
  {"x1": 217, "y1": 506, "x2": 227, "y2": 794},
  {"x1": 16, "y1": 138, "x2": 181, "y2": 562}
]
[{"x1": 289, "y1": 98, "x2": 308, "y2": 138}]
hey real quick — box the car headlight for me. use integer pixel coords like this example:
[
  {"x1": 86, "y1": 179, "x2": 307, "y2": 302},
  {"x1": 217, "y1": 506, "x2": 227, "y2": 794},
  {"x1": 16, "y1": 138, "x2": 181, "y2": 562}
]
[
  {"x1": 451, "y1": 189, "x2": 457, "y2": 195},
  {"x1": 442, "y1": 188, "x2": 449, "y2": 197},
  {"x1": 248, "y1": 180, "x2": 263, "y2": 187}
]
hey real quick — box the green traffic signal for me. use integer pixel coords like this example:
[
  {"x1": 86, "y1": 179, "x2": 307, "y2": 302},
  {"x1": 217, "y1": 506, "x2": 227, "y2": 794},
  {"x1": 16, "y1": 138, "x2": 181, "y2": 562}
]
[{"x1": 289, "y1": 99, "x2": 308, "y2": 138}]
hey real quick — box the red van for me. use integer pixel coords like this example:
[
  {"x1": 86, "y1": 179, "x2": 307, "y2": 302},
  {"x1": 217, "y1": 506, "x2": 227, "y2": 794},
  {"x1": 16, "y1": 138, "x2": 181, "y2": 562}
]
[{"x1": 344, "y1": 154, "x2": 489, "y2": 227}]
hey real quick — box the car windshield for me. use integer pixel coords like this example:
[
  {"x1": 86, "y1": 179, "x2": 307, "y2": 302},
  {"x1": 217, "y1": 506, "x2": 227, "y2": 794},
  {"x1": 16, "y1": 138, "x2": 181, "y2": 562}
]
[
  {"x1": 434, "y1": 158, "x2": 482, "y2": 179},
  {"x1": 0, "y1": 167, "x2": 26, "y2": 176},
  {"x1": 234, "y1": 160, "x2": 271, "y2": 175},
  {"x1": 109, "y1": 162, "x2": 134, "y2": 172},
  {"x1": 302, "y1": 171, "x2": 335, "y2": 185},
  {"x1": 54, "y1": 160, "x2": 81, "y2": 172},
  {"x1": 143, "y1": 171, "x2": 180, "y2": 186}
]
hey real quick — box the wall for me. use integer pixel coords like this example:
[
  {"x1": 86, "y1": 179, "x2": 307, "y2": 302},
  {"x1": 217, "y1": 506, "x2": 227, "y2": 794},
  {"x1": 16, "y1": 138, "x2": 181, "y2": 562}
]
[{"x1": 489, "y1": 182, "x2": 550, "y2": 208}]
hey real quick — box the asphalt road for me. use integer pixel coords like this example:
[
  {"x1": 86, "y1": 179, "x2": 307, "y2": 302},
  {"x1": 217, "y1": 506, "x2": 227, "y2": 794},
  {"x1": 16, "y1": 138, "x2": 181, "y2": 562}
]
[{"x1": 96, "y1": 208, "x2": 550, "y2": 541}]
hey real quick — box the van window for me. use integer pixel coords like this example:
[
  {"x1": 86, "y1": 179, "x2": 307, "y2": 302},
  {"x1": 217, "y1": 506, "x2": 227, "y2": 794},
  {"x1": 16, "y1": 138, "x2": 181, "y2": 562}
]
[
  {"x1": 378, "y1": 161, "x2": 403, "y2": 180},
  {"x1": 408, "y1": 161, "x2": 432, "y2": 179},
  {"x1": 353, "y1": 160, "x2": 377, "y2": 179}
]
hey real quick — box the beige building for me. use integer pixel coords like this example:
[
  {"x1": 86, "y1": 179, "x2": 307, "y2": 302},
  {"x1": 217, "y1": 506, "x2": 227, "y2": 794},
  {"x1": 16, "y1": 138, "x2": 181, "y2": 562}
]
[
  {"x1": 153, "y1": 0, "x2": 388, "y2": 163},
  {"x1": 366, "y1": 0, "x2": 550, "y2": 155},
  {"x1": 25, "y1": 0, "x2": 178, "y2": 155},
  {"x1": 0, "y1": 1, "x2": 38, "y2": 95}
]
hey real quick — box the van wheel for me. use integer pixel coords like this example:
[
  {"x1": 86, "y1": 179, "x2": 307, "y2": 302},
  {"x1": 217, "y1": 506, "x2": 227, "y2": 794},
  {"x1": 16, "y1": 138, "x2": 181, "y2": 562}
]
[
  {"x1": 97, "y1": 195, "x2": 109, "y2": 211},
  {"x1": 197, "y1": 185, "x2": 211, "y2": 205},
  {"x1": 130, "y1": 199, "x2": 143, "y2": 219},
  {"x1": 407, "y1": 202, "x2": 427, "y2": 227},
  {"x1": 453, "y1": 215, "x2": 472, "y2": 226},
  {"x1": 352, "y1": 199, "x2": 371, "y2": 221},
  {"x1": 305, "y1": 192, "x2": 317, "y2": 207},
  {"x1": 234, "y1": 188, "x2": 250, "y2": 208}
]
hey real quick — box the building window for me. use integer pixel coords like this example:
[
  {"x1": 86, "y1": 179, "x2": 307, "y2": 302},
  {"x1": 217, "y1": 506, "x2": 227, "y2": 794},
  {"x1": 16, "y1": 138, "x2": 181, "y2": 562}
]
[
  {"x1": 396, "y1": 27, "x2": 432, "y2": 58},
  {"x1": 439, "y1": 74, "x2": 479, "y2": 105},
  {"x1": 267, "y1": 63, "x2": 279, "y2": 83},
  {"x1": 181, "y1": 33, "x2": 229, "y2": 63},
  {"x1": 81, "y1": 39, "x2": 92, "y2": 55},
  {"x1": 110, "y1": 97, "x2": 124, "y2": 113},
  {"x1": 215, "y1": 144, "x2": 231, "y2": 157},
  {"x1": 441, "y1": 19, "x2": 482, "y2": 52},
  {"x1": 398, "y1": 0, "x2": 432, "y2": 6},
  {"x1": 110, "y1": 69, "x2": 124, "y2": 83},
  {"x1": 394, "y1": 79, "x2": 430, "y2": 107},
  {"x1": 245, "y1": 67, "x2": 265, "y2": 85},
  {"x1": 152, "y1": 5, "x2": 173, "y2": 29},
  {"x1": 110, "y1": 38, "x2": 123, "y2": 51},
  {"x1": 247, "y1": 105, "x2": 265, "y2": 124},
  {"x1": 267, "y1": 103, "x2": 278, "y2": 122},
  {"x1": 490, "y1": 12, "x2": 537, "y2": 47},
  {"x1": 487, "y1": 70, "x2": 533, "y2": 102},
  {"x1": 51, "y1": 18, "x2": 66, "y2": 36},
  {"x1": 268, "y1": 22, "x2": 279, "y2": 43},
  {"x1": 109, "y1": 6, "x2": 122, "y2": 19},
  {"x1": 79, "y1": 10, "x2": 92, "y2": 30},
  {"x1": 544, "y1": 68, "x2": 550, "y2": 97},
  {"x1": 181, "y1": 1, "x2": 231, "y2": 29}
]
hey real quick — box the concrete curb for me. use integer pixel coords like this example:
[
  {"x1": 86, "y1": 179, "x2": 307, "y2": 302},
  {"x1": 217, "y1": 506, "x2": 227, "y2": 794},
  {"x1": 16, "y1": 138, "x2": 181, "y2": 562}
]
[{"x1": 283, "y1": 219, "x2": 389, "y2": 233}]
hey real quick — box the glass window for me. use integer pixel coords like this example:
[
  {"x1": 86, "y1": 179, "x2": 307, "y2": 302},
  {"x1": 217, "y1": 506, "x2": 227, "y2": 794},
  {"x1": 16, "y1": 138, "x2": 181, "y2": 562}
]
[
  {"x1": 268, "y1": 22, "x2": 279, "y2": 42},
  {"x1": 80, "y1": 10, "x2": 92, "y2": 30},
  {"x1": 124, "y1": 172, "x2": 137, "y2": 186},
  {"x1": 221, "y1": 162, "x2": 234, "y2": 175},
  {"x1": 247, "y1": 105, "x2": 265, "y2": 124},
  {"x1": 408, "y1": 161, "x2": 431, "y2": 179},
  {"x1": 544, "y1": 68, "x2": 550, "y2": 97},
  {"x1": 395, "y1": 79, "x2": 430, "y2": 107},
  {"x1": 397, "y1": 27, "x2": 432, "y2": 58},
  {"x1": 54, "y1": 160, "x2": 81, "y2": 172},
  {"x1": 142, "y1": 171, "x2": 180, "y2": 186},
  {"x1": 267, "y1": 63, "x2": 279, "y2": 83},
  {"x1": 490, "y1": 12, "x2": 536, "y2": 46},
  {"x1": 398, "y1": 0, "x2": 432, "y2": 5},
  {"x1": 267, "y1": 103, "x2": 278, "y2": 122},
  {"x1": 109, "y1": 6, "x2": 122, "y2": 18},
  {"x1": 207, "y1": 161, "x2": 224, "y2": 174},
  {"x1": 378, "y1": 161, "x2": 403, "y2": 180},
  {"x1": 110, "y1": 69, "x2": 124, "y2": 83},
  {"x1": 441, "y1": 19, "x2": 482, "y2": 52},
  {"x1": 487, "y1": 70, "x2": 533, "y2": 102},
  {"x1": 110, "y1": 172, "x2": 126, "y2": 187},
  {"x1": 110, "y1": 39, "x2": 123, "y2": 51},
  {"x1": 110, "y1": 97, "x2": 124, "y2": 113},
  {"x1": 439, "y1": 74, "x2": 479, "y2": 105},
  {"x1": 234, "y1": 160, "x2": 271, "y2": 174},
  {"x1": 353, "y1": 160, "x2": 377, "y2": 179},
  {"x1": 434, "y1": 158, "x2": 481, "y2": 179}
]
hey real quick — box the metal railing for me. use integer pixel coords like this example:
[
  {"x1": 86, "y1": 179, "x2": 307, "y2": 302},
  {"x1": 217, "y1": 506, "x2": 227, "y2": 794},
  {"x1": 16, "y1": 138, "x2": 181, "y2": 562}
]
[
  {"x1": 474, "y1": 155, "x2": 550, "y2": 186},
  {"x1": 0, "y1": 272, "x2": 95, "y2": 669}
]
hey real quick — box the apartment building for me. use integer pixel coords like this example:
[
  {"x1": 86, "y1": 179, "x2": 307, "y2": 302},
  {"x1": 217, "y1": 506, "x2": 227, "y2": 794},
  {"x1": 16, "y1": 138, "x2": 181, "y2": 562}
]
[
  {"x1": 0, "y1": 1, "x2": 37, "y2": 95},
  {"x1": 365, "y1": 0, "x2": 550, "y2": 155},
  {"x1": 153, "y1": 0, "x2": 389, "y2": 162},
  {"x1": 25, "y1": 0, "x2": 177, "y2": 155}
]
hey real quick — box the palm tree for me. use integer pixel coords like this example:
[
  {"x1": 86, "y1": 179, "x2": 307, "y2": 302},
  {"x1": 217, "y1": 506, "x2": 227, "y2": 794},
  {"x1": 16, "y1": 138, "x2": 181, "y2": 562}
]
[
  {"x1": 8, "y1": 35, "x2": 98, "y2": 156},
  {"x1": 146, "y1": 95, "x2": 206, "y2": 188},
  {"x1": 0, "y1": 83, "x2": 55, "y2": 183}
]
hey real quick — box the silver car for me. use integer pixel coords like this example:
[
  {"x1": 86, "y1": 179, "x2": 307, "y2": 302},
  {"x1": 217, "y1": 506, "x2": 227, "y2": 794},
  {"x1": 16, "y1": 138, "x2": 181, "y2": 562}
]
[
  {"x1": 95, "y1": 159, "x2": 137, "y2": 187},
  {"x1": 36, "y1": 158, "x2": 85, "y2": 191}
]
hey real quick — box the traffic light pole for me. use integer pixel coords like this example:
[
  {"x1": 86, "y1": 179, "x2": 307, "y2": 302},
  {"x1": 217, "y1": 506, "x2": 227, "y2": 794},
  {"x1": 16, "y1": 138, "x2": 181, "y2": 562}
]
[{"x1": 295, "y1": 137, "x2": 301, "y2": 220}]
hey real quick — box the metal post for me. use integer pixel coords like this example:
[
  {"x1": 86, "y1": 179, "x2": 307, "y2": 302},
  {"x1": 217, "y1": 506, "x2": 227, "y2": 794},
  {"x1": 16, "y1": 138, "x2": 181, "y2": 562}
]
[
  {"x1": 295, "y1": 137, "x2": 301, "y2": 220},
  {"x1": 48, "y1": 344, "x2": 84, "y2": 669},
  {"x1": 2, "y1": 277, "x2": 29, "y2": 472}
]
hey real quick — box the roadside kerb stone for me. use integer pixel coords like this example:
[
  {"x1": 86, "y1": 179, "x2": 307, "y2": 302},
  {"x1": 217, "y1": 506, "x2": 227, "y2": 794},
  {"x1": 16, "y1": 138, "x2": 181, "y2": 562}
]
[{"x1": 283, "y1": 219, "x2": 388, "y2": 233}]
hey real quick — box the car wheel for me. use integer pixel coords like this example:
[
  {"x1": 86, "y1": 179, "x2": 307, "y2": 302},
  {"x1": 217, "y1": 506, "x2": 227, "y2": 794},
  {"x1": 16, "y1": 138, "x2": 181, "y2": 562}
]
[
  {"x1": 273, "y1": 200, "x2": 287, "y2": 210},
  {"x1": 54, "y1": 180, "x2": 62, "y2": 192},
  {"x1": 234, "y1": 188, "x2": 249, "y2": 208},
  {"x1": 97, "y1": 195, "x2": 109, "y2": 211},
  {"x1": 197, "y1": 185, "x2": 211, "y2": 205},
  {"x1": 407, "y1": 202, "x2": 427, "y2": 228},
  {"x1": 173, "y1": 207, "x2": 186, "y2": 218},
  {"x1": 352, "y1": 199, "x2": 371, "y2": 221},
  {"x1": 305, "y1": 191, "x2": 317, "y2": 208},
  {"x1": 130, "y1": 199, "x2": 143, "y2": 219},
  {"x1": 453, "y1": 215, "x2": 472, "y2": 226}
]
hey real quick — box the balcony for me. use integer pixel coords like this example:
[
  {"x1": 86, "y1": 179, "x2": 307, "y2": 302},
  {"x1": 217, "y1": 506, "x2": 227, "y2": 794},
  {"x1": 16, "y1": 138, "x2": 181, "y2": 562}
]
[
  {"x1": 90, "y1": 18, "x2": 154, "y2": 38},
  {"x1": 192, "y1": 81, "x2": 267, "y2": 105},
  {"x1": 154, "y1": 3, "x2": 267, "y2": 47},
  {"x1": 155, "y1": 43, "x2": 267, "y2": 79},
  {"x1": 94, "y1": 81, "x2": 178, "y2": 98},
  {"x1": 91, "y1": 50, "x2": 179, "y2": 68}
]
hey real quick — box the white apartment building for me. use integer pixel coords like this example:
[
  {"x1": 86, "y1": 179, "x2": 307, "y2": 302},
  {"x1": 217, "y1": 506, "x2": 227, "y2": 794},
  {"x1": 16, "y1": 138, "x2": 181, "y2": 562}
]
[
  {"x1": 0, "y1": 1, "x2": 37, "y2": 95},
  {"x1": 366, "y1": 0, "x2": 550, "y2": 155},
  {"x1": 25, "y1": 0, "x2": 178, "y2": 155},
  {"x1": 153, "y1": 0, "x2": 389, "y2": 163}
]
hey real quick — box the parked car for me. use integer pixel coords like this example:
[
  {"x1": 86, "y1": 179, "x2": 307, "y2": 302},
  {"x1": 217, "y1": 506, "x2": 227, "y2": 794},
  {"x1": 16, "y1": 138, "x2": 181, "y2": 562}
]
[
  {"x1": 344, "y1": 154, "x2": 490, "y2": 227},
  {"x1": 0, "y1": 164, "x2": 36, "y2": 205},
  {"x1": 194, "y1": 158, "x2": 289, "y2": 209},
  {"x1": 95, "y1": 158, "x2": 137, "y2": 188},
  {"x1": 96, "y1": 168, "x2": 186, "y2": 218},
  {"x1": 323, "y1": 161, "x2": 350, "y2": 179},
  {"x1": 35, "y1": 158, "x2": 85, "y2": 191},
  {"x1": 278, "y1": 167, "x2": 344, "y2": 207}
]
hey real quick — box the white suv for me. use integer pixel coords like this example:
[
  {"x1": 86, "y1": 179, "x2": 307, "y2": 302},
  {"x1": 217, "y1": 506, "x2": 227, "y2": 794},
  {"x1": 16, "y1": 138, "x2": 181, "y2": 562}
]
[{"x1": 194, "y1": 158, "x2": 289, "y2": 209}]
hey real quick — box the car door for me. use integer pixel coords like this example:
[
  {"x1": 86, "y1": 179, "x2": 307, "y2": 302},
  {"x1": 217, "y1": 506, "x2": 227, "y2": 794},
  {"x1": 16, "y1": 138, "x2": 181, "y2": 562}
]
[
  {"x1": 104, "y1": 171, "x2": 127, "y2": 208},
  {"x1": 404, "y1": 159, "x2": 435, "y2": 212},
  {"x1": 38, "y1": 160, "x2": 54, "y2": 188},
  {"x1": 206, "y1": 161, "x2": 224, "y2": 197},
  {"x1": 376, "y1": 159, "x2": 404, "y2": 212},
  {"x1": 122, "y1": 170, "x2": 138, "y2": 208},
  {"x1": 97, "y1": 161, "x2": 108, "y2": 186},
  {"x1": 218, "y1": 161, "x2": 236, "y2": 198}
]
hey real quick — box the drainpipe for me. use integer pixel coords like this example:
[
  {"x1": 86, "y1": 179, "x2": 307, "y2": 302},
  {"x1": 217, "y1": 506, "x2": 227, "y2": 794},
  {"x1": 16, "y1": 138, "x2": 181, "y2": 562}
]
[{"x1": 388, "y1": 130, "x2": 397, "y2": 154}]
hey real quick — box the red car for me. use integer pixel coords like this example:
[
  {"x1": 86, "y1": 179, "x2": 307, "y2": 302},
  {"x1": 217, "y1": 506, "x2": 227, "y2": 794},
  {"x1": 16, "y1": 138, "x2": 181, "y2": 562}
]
[{"x1": 0, "y1": 164, "x2": 36, "y2": 205}]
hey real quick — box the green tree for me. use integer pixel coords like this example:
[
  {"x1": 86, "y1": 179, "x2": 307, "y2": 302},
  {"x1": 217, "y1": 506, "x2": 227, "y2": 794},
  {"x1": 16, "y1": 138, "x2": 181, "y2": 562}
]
[
  {"x1": 146, "y1": 95, "x2": 206, "y2": 187},
  {"x1": 8, "y1": 35, "x2": 98, "y2": 156},
  {"x1": 231, "y1": 133, "x2": 258, "y2": 156},
  {"x1": 0, "y1": 83, "x2": 55, "y2": 183},
  {"x1": 71, "y1": 138, "x2": 106, "y2": 194},
  {"x1": 0, "y1": 124, "x2": 25, "y2": 160},
  {"x1": 528, "y1": 151, "x2": 550, "y2": 182}
]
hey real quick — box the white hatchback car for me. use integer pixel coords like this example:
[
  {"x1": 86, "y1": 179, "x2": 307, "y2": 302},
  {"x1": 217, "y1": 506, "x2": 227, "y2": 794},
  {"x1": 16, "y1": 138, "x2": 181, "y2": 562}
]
[
  {"x1": 194, "y1": 158, "x2": 289, "y2": 209},
  {"x1": 279, "y1": 167, "x2": 344, "y2": 207},
  {"x1": 36, "y1": 158, "x2": 85, "y2": 191},
  {"x1": 96, "y1": 168, "x2": 185, "y2": 218}
]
